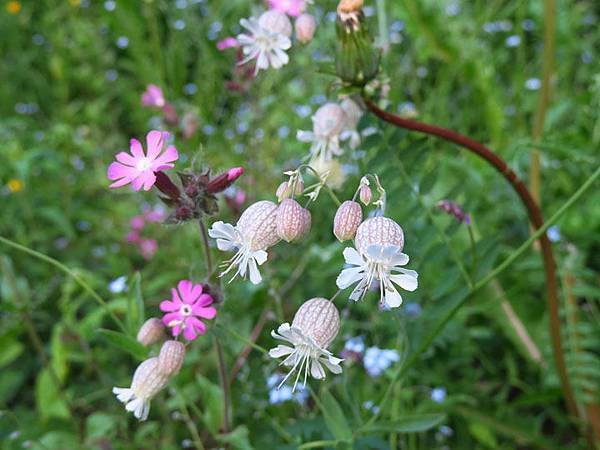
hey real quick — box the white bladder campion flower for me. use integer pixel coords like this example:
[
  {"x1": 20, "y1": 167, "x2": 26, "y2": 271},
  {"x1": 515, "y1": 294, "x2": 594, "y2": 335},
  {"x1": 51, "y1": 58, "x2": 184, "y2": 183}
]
[
  {"x1": 113, "y1": 357, "x2": 169, "y2": 421},
  {"x1": 269, "y1": 298, "x2": 343, "y2": 391},
  {"x1": 336, "y1": 217, "x2": 418, "y2": 308},
  {"x1": 237, "y1": 10, "x2": 292, "y2": 75},
  {"x1": 339, "y1": 97, "x2": 363, "y2": 149},
  {"x1": 209, "y1": 200, "x2": 280, "y2": 284},
  {"x1": 297, "y1": 103, "x2": 347, "y2": 161}
]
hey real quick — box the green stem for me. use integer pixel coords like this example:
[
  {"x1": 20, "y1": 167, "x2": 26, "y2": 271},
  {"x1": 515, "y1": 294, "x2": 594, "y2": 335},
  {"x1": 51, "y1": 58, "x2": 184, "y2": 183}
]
[
  {"x1": 214, "y1": 337, "x2": 231, "y2": 433},
  {"x1": 467, "y1": 224, "x2": 478, "y2": 279},
  {"x1": 298, "y1": 440, "x2": 339, "y2": 449},
  {"x1": 362, "y1": 165, "x2": 600, "y2": 429},
  {"x1": 0, "y1": 236, "x2": 126, "y2": 332}
]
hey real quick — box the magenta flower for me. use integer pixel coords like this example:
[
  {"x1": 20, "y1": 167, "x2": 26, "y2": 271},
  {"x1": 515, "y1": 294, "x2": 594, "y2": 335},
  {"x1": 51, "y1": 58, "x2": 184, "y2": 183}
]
[
  {"x1": 141, "y1": 84, "x2": 165, "y2": 108},
  {"x1": 139, "y1": 238, "x2": 158, "y2": 260},
  {"x1": 267, "y1": 0, "x2": 305, "y2": 17},
  {"x1": 217, "y1": 37, "x2": 239, "y2": 51},
  {"x1": 130, "y1": 215, "x2": 145, "y2": 230},
  {"x1": 107, "y1": 130, "x2": 178, "y2": 191},
  {"x1": 160, "y1": 280, "x2": 217, "y2": 341}
]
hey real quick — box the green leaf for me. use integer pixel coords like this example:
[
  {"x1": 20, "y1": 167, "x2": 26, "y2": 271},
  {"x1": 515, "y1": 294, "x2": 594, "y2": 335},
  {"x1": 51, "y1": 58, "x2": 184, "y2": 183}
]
[
  {"x1": 362, "y1": 413, "x2": 445, "y2": 434},
  {"x1": 127, "y1": 272, "x2": 145, "y2": 335},
  {"x1": 218, "y1": 425, "x2": 254, "y2": 450},
  {"x1": 85, "y1": 412, "x2": 118, "y2": 441},
  {"x1": 35, "y1": 369, "x2": 70, "y2": 421},
  {"x1": 196, "y1": 374, "x2": 224, "y2": 435},
  {"x1": 98, "y1": 329, "x2": 147, "y2": 360},
  {"x1": 0, "y1": 334, "x2": 24, "y2": 368},
  {"x1": 318, "y1": 389, "x2": 353, "y2": 443},
  {"x1": 51, "y1": 323, "x2": 68, "y2": 382},
  {"x1": 32, "y1": 431, "x2": 78, "y2": 450}
]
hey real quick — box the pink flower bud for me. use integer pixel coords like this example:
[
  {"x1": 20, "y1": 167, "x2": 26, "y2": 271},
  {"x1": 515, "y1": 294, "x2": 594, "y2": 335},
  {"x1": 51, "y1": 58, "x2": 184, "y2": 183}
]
[
  {"x1": 157, "y1": 340, "x2": 186, "y2": 376},
  {"x1": 276, "y1": 181, "x2": 291, "y2": 202},
  {"x1": 237, "y1": 200, "x2": 281, "y2": 251},
  {"x1": 295, "y1": 14, "x2": 317, "y2": 44},
  {"x1": 206, "y1": 167, "x2": 245, "y2": 193},
  {"x1": 354, "y1": 217, "x2": 404, "y2": 255},
  {"x1": 292, "y1": 298, "x2": 340, "y2": 348},
  {"x1": 333, "y1": 200, "x2": 363, "y2": 242},
  {"x1": 162, "y1": 103, "x2": 179, "y2": 126},
  {"x1": 276, "y1": 198, "x2": 312, "y2": 242},
  {"x1": 137, "y1": 318, "x2": 165, "y2": 346},
  {"x1": 259, "y1": 10, "x2": 292, "y2": 37},
  {"x1": 141, "y1": 84, "x2": 165, "y2": 108},
  {"x1": 359, "y1": 185, "x2": 372, "y2": 205}
]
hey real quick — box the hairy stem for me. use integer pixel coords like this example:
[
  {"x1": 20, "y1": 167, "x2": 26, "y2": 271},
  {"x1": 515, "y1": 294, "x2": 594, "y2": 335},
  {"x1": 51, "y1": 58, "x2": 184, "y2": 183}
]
[{"x1": 363, "y1": 98, "x2": 581, "y2": 421}]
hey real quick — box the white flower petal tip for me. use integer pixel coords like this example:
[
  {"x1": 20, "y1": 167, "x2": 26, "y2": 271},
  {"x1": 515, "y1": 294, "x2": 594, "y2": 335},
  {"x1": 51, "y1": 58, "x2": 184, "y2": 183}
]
[{"x1": 237, "y1": 16, "x2": 292, "y2": 75}]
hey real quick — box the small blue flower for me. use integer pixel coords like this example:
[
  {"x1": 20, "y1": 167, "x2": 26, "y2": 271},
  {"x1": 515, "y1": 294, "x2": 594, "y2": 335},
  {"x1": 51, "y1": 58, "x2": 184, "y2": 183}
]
[
  {"x1": 431, "y1": 387, "x2": 447, "y2": 403},
  {"x1": 547, "y1": 225, "x2": 561, "y2": 243},
  {"x1": 267, "y1": 374, "x2": 308, "y2": 405},
  {"x1": 363, "y1": 347, "x2": 400, "y2": 377},
  {"x1": 109, "y1": 276, "x2": 128, "y2": 294}
]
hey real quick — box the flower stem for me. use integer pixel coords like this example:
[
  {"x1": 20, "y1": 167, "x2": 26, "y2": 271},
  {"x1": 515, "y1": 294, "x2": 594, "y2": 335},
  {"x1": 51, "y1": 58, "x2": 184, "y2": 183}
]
[
  {"x1": 363, "y1": 98, "x2": 587, "y2": 423},
  {"x1": 214, "y1": 336, "x2": 231, "y2": 433},
  {"x1": 0, "y1": 236, "x2": 126, "y2": 333}
]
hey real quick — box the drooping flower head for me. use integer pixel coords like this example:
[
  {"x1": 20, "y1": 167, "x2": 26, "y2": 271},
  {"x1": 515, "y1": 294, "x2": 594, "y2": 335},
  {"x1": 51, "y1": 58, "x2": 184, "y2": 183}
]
[
  {"x1": 297, "y1": 103, "x2": 347, "y2": 161},
  {"x1": 160, "y1": 280, "x2": 217, "y2": 341},
  {"x1": 276, "y1": 198, "x2": 311, "y2": 242},
  {"x1": 267, "y1": 0, "x2": 306, "y2": 17},
  {"x1": 237, "y1": 10, "x2": 292, "y2": 75},
  {"x1": 269, "y1": 298, "x2": 343, "y2": 391},
  {"x1": 141, "y1": 84, "x2": 165, "y2": 108},
  {"x1": 336, "y1": 217, "x2": 418, "y2": 308},
  {"x1": 295, "y1": 13, "x2": 317, "y2": 43},
  {"x1": 137, "y1": 318, "x2": 165, "y2": 346},
  {"x1": 113, "y1": 357, "x2": 169, "y2": 421},
  {"x1": 209, "y1": 200, "x2": 280, "y2": 284},
  {"x1": 107, "y1": 130, "x2": 178, "y2": 191},
  {"x1": 333, "y1": 200, "x2": 363, "y2": 242}
]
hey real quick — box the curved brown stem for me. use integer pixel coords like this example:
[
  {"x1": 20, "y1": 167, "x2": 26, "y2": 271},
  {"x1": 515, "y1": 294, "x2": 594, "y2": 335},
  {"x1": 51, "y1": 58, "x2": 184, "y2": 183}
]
[{"x1": 364, "y1": 99, "x2": 579, "y2": 421}]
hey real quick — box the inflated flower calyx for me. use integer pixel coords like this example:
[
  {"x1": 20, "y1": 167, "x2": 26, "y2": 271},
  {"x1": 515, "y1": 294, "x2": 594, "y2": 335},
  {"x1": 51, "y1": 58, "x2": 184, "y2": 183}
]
[
  {"x1": 137, "y1": 318, "x2": 165, "y2": 346},
  {"x1": 335, "y1": 0, "x2": 380, "y2": 86},
  {"x1": 292, "y1": 298, "x2": 341, "y2": 348},
  {"x1": 313, "y1": 103, "x2": 347, "y2": 138},
  {"x1": 354, "y1": 216, "x2": 404, "y2": 255},
  {"x1": 295, "y1": 13, "x2": 317, "y2": 44},
  {"x1": 157, "y1": 340, "x2": 186, "y2": 376},
  {"x1": 276, "y1": 199, "x2": 312, "y2": 242},
  {"x1": 259, "y1": 10, "x2": 293, "y2": 37},
  {"x1": 237, "y1": 200, "x2": 281, "y2": 251},
  {"x1": 333, "y1": 200, "x2": 363, "y2": 242}
]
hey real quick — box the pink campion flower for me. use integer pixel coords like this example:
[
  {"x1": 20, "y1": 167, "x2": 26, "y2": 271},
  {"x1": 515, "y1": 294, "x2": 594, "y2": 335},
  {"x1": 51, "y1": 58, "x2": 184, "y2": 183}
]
[
  {"x1": 139, "y1": 238, "x2": 158, "y2": 260},
  {"x1": 217, "y1": 37, "x2": 239, "y2": 51},
  {"x1": 107, "y1": 130, "x2": 178, "y2": 191},
  {"x1": 160, "y1": 280, "x2": 217, "y2": 341},
  {"x1": 267, "y1": 0, "x2": 305, "y2": 17},
  {"x1": 130, "y1": 215, "x2": 145, "y2": 230},
  {"x1": 141, "y1": 84, "x2": 165, "y2": 108}
]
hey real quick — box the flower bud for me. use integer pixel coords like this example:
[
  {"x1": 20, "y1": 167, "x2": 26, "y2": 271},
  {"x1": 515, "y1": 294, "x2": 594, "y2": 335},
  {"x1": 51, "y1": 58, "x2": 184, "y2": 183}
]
[
  {"x1": 295, "y1": 13, "x2": 317, "y2": 44},
  {"x1": 354, "y1": 216, "x2": 404, "y2": 255},
  {"x1": 333, "y1": 200, "x2": 363, "y2": 242},
  {"x1": 359, "y1": 185, "x2": 372, "y2": 205},
  {"x1": 259, "y1": 10, "x2": 292, "y2": 37},
  {"x1": 292, "y1": 298, "x2": 340, "y2": 348},
  {"x1": 237, "y1": 200, "x2": 280, "y2": 251},
  {"x1": 276, "y1": 181, "x2": 291, "y2": 202},
  {"x1": 137, "y1": 318, "x2": 165, "y2": 346},
  {"x1": 276, "y1": 199, "x2": 311, "y2": 242},
  {"x1": 313, "y1": 103, "x2": 347, "y2": 137},
  {"x1": 157, "y1": 340, "x2": 186, "y2": 376},
  {"x1": 206, "y1": 167, "x2": 244, "y2": 194}
]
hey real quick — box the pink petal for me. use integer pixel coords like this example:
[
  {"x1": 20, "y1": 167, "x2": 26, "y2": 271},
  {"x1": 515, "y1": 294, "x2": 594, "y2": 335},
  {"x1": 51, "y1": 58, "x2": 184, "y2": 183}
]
[
  {"x1": 130, "y1": 139, "x2": 144, "y2": 159},
  {"x1": 170, "y1": 287, "x2": 183, "y2": 305},
  {"x1": 183, "y1": 321, "x2": 198, "y2": 341},
  {"x1": 171, "y1": 323, "x2": 182, "y2": 337},
  {"x1": 130, "y1": 171, "x2": 156, "y2": 191},
  {"x1": 107, "y1": 161, "x2": 135, "y2": 181},
  {"x1": 162, "y1": 312, "x2": 182, "y2": 326},
  {"x1": 177, "y1": 280, "x2": 193, "y2": 301},
  {"x1": 159, "y1": 300, "x2": 178, "y2": 312},
  {"x1": 109, "y1": 177, "x2": 133, "y2": 188},
  {"x1": 194, "y1": 306, "x2": 217, "y2": 320},
  {"x1": 115, "y1": 151, "x2": 136, "y2": 166},
  {"x1": 194, "y1": 294, "x2": 214, "y2": 308},
  {"x1": 187, "y1": 316, "x2": 206, "y2": 335},
  {"x1": 152, "y1": 145, "x2": 179, "y2": 170},
  {"x1": 146, "y1": 130, "x2": 168, "y2": 160}
]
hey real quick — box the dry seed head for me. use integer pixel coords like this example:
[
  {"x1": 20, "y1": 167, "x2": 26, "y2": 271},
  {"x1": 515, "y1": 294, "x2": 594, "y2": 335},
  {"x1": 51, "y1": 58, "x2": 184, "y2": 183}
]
[
  {"x1": 157, "y1": 340, "x2": 186, "y2": 377},
  {"x1": 292, "y1": 298, "x2": 340, "y2": 348},
  {"x1": 137, "y1": 318, "x2": 165, "y2": 346},
  {"x1": 333, "y1": 200, "x2": 363, "y2": 242},
  {"x1": 295, "y1": 13, "x2": 317, "y2": 44},
  {"x1": 131, "y1": 357, "x2": 169, "y2": 400},
  {"x1": 276, "y1": 199, "x2": 311, "y2": 242},
  {"x1": 237, "y1": 200, "x2": 280, "y2": 251},
  {"x1": 355, "y1": 216, "x2": 404, "y2": 255},
  {"x1": 259, "y1": 10, "x2": 292, "y2": 37},
  {"x1": 313, "y1": 103, "x2": 347, "y2": 137}
]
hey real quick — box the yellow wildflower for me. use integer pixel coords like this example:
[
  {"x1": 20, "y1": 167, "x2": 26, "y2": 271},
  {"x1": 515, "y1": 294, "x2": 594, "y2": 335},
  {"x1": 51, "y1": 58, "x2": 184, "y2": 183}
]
[
  {"x1": 6, "y1": 1, "x2": 21, "y2": 14},
  {"x1": 7, "y1": 179, "x2": 24, "y2": 193}
]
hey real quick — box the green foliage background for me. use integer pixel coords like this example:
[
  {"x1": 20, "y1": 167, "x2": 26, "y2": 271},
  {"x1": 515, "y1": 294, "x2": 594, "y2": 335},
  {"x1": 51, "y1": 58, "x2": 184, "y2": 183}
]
[{"x1": 0, "y1": 0, "x2": 598, "y2": 449}]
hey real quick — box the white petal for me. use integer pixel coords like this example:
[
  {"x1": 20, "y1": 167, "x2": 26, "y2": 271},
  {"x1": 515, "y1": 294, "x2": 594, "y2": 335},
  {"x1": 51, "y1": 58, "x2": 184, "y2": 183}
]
[
  {"x1": 247, "y1": 258, "x2": 263, "y2": 284},
  {"x1": 395, "y1": 267, "x2": 419, "y2": 278},
  {"x1": 216, "y1": 238, "x2": 237, "y2": 252},
  {"x1": 390, "y1": 273, "x2": 418, "y2": 291},
  {"x1": 252, "y1": 250, "x2": 268, "y2": 265},
  {"x1": 384, "y1": 286, "x2": 403, "y2": 308},
  {"x1": 322, "y1": 356, "x2": 343, "y2": 374},
  {"x1": 336, "y1": 266, "x2": 364, "y2": 289},
  {"x1": 113, "y1": 387, "x2": 134, "y2": 403},
  {"x1": 208, "y1": 221, "x2": 238, "y2": 240},
  {"x1": 297, "y1": 130, "x2": 315, "y2": 142},
  {"x1": 390, "y1": 252, "x2": 409, "y2": 266},
  {"x1": 269, "y1": 345, "x2": 294, "y2": 359},
  {"x1": 310, "y1": 359, "x2": 326, "y2": 379},
  {"x1": 343, "y1": 247, "x2": 365, "y2": 266}
]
